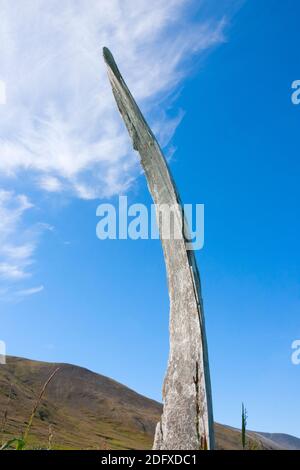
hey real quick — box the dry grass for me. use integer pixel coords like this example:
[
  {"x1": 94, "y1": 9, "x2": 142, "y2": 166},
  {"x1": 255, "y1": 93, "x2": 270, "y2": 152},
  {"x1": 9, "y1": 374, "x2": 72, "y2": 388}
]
[{"x1": 1, "y1": 367, "x2": 60, "y2": 450}]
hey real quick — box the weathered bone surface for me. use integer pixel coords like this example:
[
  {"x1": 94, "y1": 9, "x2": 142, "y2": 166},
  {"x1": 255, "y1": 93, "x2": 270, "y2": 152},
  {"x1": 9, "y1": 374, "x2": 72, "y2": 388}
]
[{"x1": 103, "y1": 47, "x2": 214, "y2": 450}]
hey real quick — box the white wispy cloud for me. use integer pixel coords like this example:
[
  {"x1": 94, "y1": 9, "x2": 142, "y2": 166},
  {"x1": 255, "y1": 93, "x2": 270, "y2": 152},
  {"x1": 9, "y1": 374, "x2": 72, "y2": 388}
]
[
  {"x1": 0, "y1": 190, "x2": 34, "y2": 281},
  {"x1": 16, "y1": 285, "x2": 44, "y2": 297},
  {"x1": 0, "y1": 190, "x2": 48, "y2": 300},
  {"x1": 0, "y1": 0, "x2": 233, "y2": 199}
]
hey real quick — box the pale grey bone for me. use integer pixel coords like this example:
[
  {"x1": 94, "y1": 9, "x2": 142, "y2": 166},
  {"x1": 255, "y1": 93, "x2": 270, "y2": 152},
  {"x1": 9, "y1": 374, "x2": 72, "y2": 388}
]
[{"x1": 103, "y1": 47, "x2": 214, "y2": 450}]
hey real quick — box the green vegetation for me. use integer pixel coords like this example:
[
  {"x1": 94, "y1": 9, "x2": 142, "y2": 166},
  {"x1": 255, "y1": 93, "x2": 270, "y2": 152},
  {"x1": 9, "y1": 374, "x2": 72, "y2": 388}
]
[{"x1": 241, "y1": 403, "x2": 248, "y2": 450}]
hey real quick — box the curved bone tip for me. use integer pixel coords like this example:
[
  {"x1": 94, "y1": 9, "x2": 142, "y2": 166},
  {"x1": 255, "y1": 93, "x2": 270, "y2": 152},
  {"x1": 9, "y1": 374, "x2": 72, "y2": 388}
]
[
  {"x1": 102, "y1": 47, "x2": 122, "y2": 82},
  {"x1": 103, "y1": 47, "x2": 115, "y2": 68},
  {"x1": 102, "y1": 46, "x2": 111, "y2": 61}
]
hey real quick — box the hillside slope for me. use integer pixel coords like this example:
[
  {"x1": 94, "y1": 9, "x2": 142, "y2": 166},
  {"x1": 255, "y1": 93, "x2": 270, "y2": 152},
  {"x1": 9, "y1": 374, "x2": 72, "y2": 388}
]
[
  {"x1": 258, "y1": 432, "x2": 300, "y2": 450},
  {"x1": 0, "y1": 356, "x2": 161, "y2": 449},
  {"x1": 0, "y1": 356, "x2": 296, "y2": 450}
]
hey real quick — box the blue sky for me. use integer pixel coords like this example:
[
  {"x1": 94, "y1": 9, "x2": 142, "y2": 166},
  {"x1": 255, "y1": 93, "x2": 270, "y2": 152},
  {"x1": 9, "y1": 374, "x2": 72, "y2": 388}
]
[{"x1": 1, "y1": 0, "x2": 300, "y2": 438}]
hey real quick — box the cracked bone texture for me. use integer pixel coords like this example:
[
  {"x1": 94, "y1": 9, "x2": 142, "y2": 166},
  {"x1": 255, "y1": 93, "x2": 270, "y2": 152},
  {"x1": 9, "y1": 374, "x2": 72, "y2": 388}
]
[{"x1": 103, "y1": 47, "x2": 214, "y2": 450}]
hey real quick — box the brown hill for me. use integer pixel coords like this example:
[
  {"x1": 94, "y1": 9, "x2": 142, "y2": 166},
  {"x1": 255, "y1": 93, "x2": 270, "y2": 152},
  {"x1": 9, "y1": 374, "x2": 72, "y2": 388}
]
[
  {"x1": 0, "y1": 356, "x2": 293, "y2": 450},
  {"x1": 257, "y1": 432, "x2": 300, "y2": 450}
]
